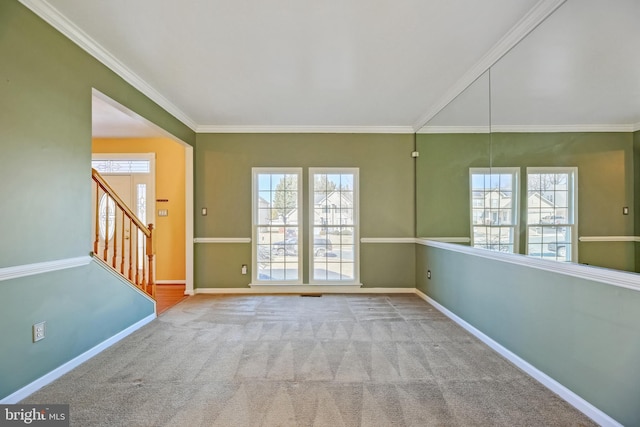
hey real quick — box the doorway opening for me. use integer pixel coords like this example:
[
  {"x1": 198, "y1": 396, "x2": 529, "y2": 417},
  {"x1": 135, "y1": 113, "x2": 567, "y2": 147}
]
[{"x1": 91, "y1": 89, "x2": 194, "y2": 305}]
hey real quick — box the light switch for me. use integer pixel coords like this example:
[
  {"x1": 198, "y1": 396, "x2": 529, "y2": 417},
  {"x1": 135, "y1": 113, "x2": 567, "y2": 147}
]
[{"x1": 158, "y1": 209, "x2": 169, "y2": 217}]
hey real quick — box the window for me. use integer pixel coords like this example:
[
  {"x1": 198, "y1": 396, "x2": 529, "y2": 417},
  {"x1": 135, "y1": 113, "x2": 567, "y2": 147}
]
[
  {"x1": 310, "y1": 169, "x2": 359, "y2": 283},
  {"x1": 98, "y1": 183, "x2": 148, "y2": 268},
  {"x1": 526, "y1": 167, "x2": 577, "y2": 262},
  {"x1": 252, "y1": 168, "x2": 302, "y2": 283},
  {"x1": 470, "y1": 168, "x2": 519, "y2": 253},
  {"x1": 91, "y1": 159, "x2": 151, "y2": 174},
  {"x1": 92, "y1": 154, "x2": 154, "y2": 271},
  {"x1": 98, "y1": 194, "x2": 116, "y2": 241}
]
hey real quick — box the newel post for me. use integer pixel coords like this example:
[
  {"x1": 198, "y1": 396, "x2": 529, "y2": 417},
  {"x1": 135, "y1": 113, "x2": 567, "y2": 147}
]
[{"x1": 146, "y1": 224, "x2": 155, "y2": 298}]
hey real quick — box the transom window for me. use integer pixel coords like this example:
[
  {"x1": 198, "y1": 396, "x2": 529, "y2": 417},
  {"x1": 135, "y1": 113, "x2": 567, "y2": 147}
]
[
  {"x1": 310, "y1": 168, "x2": 359, "y2": 283},
  {"x1": 470, "y1": 168, "x2": 519, "y2": 253},
  {"x1": 526, "y1": 167, "x2": 577, "y2": 262},
  {"x1": 91, "y1": 159, "x2": 150, "y2": 174},
  {"x1": 252, "y1": 168, "x2": 302, "y2": 283}
]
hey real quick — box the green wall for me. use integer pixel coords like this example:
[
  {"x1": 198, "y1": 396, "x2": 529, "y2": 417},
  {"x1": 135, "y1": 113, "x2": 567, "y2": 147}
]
[
  {"x1": 417, "y1": 132, "x2": 635, "y2": 271},
  {"x1": 634, "y1": 130, "x2": 640, "y2": 270},
  {"x1": 416, "y1": 130, "x2": 640, "y2": 425},
  {"x1": 0, "y1": 0, "x2": 195, "y2": 267},
  {"x1": 416, "y1": 243, "x2": 640, "y2": 426},
  {"x1": 194, "y1": 133, "x2": 415, "y2": 288},
  {"x1": 0, "y1": 1, "x2": 194, "y2": 400},
  {"x1": 3, "y1": 1, "x2": 638, "y2": 421},
  {"x1": 417, "y1": 133, "x2": 491, "y2": 238}
]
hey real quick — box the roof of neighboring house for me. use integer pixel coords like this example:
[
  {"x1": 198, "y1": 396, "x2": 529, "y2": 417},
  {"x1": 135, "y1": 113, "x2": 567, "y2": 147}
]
[{"x1": 314, "y1": 191, "x2": 354, "y2": 207}]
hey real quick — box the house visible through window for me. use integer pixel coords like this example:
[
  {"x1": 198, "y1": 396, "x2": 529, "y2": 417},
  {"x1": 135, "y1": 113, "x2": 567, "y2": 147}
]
[
  {"x1": 310, "y1": 168, "x2": 359, "y2": 283},
  {"x1": 526, "y1": 167, "x2": 577, "y2": 262},
  {"x1": 252, "y1": 167, "x2": 359, "y2": 285},
  {"x1": 470, "y1": 168, "x2": 519, "y2": 253},
  {"x1": 252, "y1": 168, "x2": 302, "y2": 283}
]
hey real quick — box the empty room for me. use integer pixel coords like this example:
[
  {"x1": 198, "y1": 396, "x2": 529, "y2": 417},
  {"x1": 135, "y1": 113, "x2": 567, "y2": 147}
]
[{"x1": 1, "y1": 0, "x2": 639, "y2": 425}]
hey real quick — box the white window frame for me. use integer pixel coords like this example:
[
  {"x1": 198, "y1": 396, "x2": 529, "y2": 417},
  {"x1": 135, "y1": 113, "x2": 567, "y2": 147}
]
[
  {"x1": 309, "y1": 168, "x2": 360, "y2": 284},
  {"x1": 91, "y1": 153, "x2": 156, "y2": 225},
  {"x1": 525, "y1": 167, "x2": 578, "y2": 262},
  {"x1": 469, "y1": 167, "x2": 520, "y2": 253},
  {"x1": 252, "y1": 168, "x2": 303, "y2": 284}
]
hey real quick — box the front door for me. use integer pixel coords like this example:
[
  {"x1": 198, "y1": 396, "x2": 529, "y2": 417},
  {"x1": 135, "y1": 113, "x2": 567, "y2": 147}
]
[
  {"x1": 91, "y1": 154, "x2": 155, "y2": 274},
  {"x1": 92, "y1": 174, "x2": 135, "y2": 268}
]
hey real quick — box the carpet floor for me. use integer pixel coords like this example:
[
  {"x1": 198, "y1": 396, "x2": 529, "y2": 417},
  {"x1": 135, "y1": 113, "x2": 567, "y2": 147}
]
[{"x1": 23, "y1": 294, "x2": 597, "y2": 426}]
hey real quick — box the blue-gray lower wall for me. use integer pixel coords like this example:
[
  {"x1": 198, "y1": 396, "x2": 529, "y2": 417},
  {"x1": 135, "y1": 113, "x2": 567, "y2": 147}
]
[
  {"x1": 0, "y1": 260, "x2": 155, "y2": 400},
  {"x1": 416, "y1": 242, "x2": 640, "y2": 426}
]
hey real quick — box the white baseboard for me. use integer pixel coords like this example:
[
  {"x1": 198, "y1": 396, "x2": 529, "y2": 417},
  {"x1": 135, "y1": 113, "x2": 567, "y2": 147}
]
[
  {"x1": 4, "y1": 276, "x2": 618, "y2": 425},
  {"x1": 0, "y1": 313, "x2": 156, "y2": 404},
  {"x1": 194, "y1": 286, "x2": 416, "y2": 295},
  {"x1": 413, "y1": 289, "x2": 622, "y2": 427}
]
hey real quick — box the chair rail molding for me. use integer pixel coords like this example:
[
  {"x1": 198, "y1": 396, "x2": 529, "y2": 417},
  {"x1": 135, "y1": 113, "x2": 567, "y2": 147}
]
[
  {"x1": 418, "y1": 239, "x2": 640, "y2": 292},
  {"x1": 0, "y1": 256, "x2": 92, "y2": 282},
  {"x1": 418, "y1": 237, "x2": 471, "y2": 243},
  {"x1": 579, "y1": 236, "x2": 640, "y2": 242},
  {"x1": 194, "y1": 237, "x2": 252, "y2": 243},
  {"x1": 360, "y1": 237, "x2": 416, "y2": 244}
]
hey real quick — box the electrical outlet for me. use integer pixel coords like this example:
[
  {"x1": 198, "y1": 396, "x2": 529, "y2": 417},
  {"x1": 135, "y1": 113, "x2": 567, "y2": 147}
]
[
  {"x1": 33, "y1": 321, "x2": 46, "y2": 342},
  {"x1": 241, "y1": 264, "x2": 247, "y2": 275},
  {"x1": 427, "y1": 270, "x2": 431, "y2": 280}
]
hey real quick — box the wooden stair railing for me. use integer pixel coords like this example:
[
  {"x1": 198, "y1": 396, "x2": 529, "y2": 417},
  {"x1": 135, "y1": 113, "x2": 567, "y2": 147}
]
[{"x1": 91, "y1": 168, "x2": 155, "y2": 299}]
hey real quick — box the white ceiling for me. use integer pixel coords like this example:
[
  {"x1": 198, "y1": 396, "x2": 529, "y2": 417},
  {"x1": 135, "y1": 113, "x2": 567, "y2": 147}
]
[
  {"x1": 490, "y1": 0, "x2": 640, "y2": 131},
  {"x1": 92, "y1": 94, "x2": 166, "y2": 138},
  {"x1": 20, "y1": 0, "x2": 640, "y2": 135},
  {"x1": 424, "y1": 0, "x2": 640, "y2": 132}
]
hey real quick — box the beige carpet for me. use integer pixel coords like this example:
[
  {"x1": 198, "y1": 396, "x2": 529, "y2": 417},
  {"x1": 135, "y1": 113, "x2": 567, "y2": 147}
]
[{"x1": 23, "y1": 294, "x2": 596, "y2": 426}]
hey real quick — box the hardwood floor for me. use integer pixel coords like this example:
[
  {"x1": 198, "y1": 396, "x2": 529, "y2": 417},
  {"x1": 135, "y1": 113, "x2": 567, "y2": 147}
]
[{"x1": 155, "y1": 284, "x2": 188, "y2": 314}]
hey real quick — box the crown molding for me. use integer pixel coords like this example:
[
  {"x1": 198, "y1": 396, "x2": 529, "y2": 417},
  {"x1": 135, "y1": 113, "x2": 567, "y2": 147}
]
[
  {"x1": 417, "y1": 126, "x2": 490, "y2": 134},
  {"x1": 413, "y1": 0, "x2": 567, "y2": 131},
  {"x1": 418, "y1": 124, "x2": 639, "y2": 134},
  {"x1": 492, "y1": 124, "x2": 637, "y2": 133},
  {"x1": 196, "y1": 125, "x2": 415, "y2": 134},
  {"x1": 633, "y1": 121, "x2": 640, "y2": 132},
  {"x1": 18, "y1": 0, "x2": 197, "y2": 131}
]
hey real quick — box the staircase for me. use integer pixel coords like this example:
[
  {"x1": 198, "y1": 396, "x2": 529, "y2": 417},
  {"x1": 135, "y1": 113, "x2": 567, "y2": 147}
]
[{"x1": 91, "y1": 168, "x2": 155, "y2": 299}]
